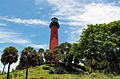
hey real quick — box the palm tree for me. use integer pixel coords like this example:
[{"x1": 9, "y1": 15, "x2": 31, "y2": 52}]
[
  {"x1": 20, "y1": 46, "x2": 37, "y2": 67},
  {"x1": 3, "y1": 46, "x2": 18, "y2": 79},
  {"x1": 38, "y1": 48, "x2": 44, "y2": 53},
  {"x1": 1, "y1": 54, "x2": 7, "y2": 74},
  {"x1": 20, "y1": 46, "x2": 37, "y2": 79}
]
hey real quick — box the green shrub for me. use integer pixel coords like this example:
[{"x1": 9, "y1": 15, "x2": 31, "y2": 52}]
[
  {"x1": 84, "y1": 66, "x2": 91, "y2": 71},
  {"x1": 43, "y1": 66, "x2": 50, "y2": 70}
]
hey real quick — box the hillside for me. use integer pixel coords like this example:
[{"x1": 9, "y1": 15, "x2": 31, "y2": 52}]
[{"x1": 0, "y1": 65, "x2": 120, "y2": 79}]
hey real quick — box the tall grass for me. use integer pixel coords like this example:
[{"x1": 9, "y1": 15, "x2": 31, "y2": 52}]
[{"x1": 0, "y1": 65, "x2": 120, "y2": 79}]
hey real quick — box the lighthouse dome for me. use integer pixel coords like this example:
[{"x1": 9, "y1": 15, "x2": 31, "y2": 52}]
[
  {"x1": 49, "y1": 17, "x2": 60, "y2": 28},
  {"x1": 51, "y1": 17, "x2": 58, "y2": 22}
]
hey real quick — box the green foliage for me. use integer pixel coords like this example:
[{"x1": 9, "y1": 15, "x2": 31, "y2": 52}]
[
  {"x1": 54, "y1": 42, "x2": 72, "y2": 63},
  {"x1": 49, "y1": 66, "x2": 66, "y2": 74},
  {"x1": 43, "y1": 65, "x2": 50, "y2": 70},
  {"x1": 1, "y1": 65, "x2": 120, "y2": 79},
  {"x1": 44, "y1": 49, "x2": 54, "y2": 64},
  {"x1": 79, "y1": 20, "x2": 120, "y2": 74},
  {"x1": 2, "y1": 46, "x2": 18, "y2": 64},
  {"x1": 38, "y1": 48, "x2": 44, "y2": 53},
  {"x1": 17, "y1": 46, "x2": 44, "y2": 70},
  {"x1": 1, "y1": 46, "x2": 18, "y2": 79},
  {"x1": 70, "y1": 43, "x2": 83, "y2": 64}
]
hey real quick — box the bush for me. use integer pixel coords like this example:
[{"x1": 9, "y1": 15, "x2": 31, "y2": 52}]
[
  {"x1": 49, "y1": 67, "x2": 55, "y2": 74},
  {"x1": 43, "y1": 66, "x2": 50, "y2": 70},
  {"x1": 49, "y1": 66, "x2": 66, "y2": 74},
  {"x1": 84, "y1": 66, "x2": 91, "y2": 71}
]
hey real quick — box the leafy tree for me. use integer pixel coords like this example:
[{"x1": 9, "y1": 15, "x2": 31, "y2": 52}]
[
  {"x1": 55, "y1": 42, "x2": 72, "y2": 65},
  {"x1": 37, "y1": 48, "x2": 44, "y2": 65},
  {"x1": 44, "y1": 49, "x2": 53, "y2": 65},
  {"x1": 2, "y1": 46, "x2": 18, "y2": 79},
  {"x1": 70, "y1": 43, "x2": 83, "y2": 64},
  {"x1": 79, "y1": 20, "x2": 120, "y2": 74}
]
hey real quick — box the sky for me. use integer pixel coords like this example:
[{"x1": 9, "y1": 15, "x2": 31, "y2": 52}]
[{"x1": 0, "y1": 0, "x2": 120, "y2": 72}]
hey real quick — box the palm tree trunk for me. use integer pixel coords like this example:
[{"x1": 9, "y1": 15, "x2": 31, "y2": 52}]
[
  {"x1": 26, "y1": 67, "x2": 28, "y2": 79},
  {"x1": 2, "y1": 65, "x2": 5, "y2": 74},
  {"x1": 7, "y1": 63, "x2": 11, "y2": 79}
]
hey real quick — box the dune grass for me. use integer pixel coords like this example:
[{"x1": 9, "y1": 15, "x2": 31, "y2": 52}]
[{"x1": 0, "y1": 65, "x2": 120, "y2": 79}]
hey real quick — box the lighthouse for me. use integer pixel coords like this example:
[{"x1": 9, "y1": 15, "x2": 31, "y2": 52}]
[{"x1": 49, "y1": 17, "x2": 60, "y2": 51}]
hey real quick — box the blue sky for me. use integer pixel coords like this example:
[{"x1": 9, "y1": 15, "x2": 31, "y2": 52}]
[{"x1": 0, "y1": 0, "x2": 120, "y2": 71}]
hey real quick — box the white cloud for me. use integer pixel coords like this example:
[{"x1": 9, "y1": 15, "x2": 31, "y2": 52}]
[
  {"x1": 0, "y1": 29, "x2": 30, "y2": 44},
  {"x1": 80, "y1": 3, "x2": 120, "y2": 24},
  {"x1": 0, "y1": 23, "x2": 7, "y2": 26},
  {"x1": 0, "y1": 16, "x2": 48, "y2": 26},
  {"x1": 28, "y1": 44, "x2": 49, "y2": 49},
  {"x1": 43, "y1": 0, "x2": 120, "y2": 42},
  {"x1": 60, "y1": 21, "x2": 83, "y2": 27},
  {"x1": 47, "y1": 0, "x2": 120, "y2": 25},
  {"x1": 10, "y1": 39, "x2": 30, "y2": 44}
]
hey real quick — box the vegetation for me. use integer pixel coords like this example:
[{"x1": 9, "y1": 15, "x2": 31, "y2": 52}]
[
  {"x1": 0, "y1": 20, "x2": 120, "y2": 78},
  {"x1": 79, "y1": 20, "x2": 120, "y2": 74},
  {"x1": 1, "y1": 46, "x2": 18, "y2": 79},
  {"x1": 1, "y1": 54, "x2": 7, "y2": 74},
  {"x1": 1, "y1": 65, "x2": 120, "y2": 79}
]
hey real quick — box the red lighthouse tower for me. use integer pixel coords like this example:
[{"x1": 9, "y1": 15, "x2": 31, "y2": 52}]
[{"x1": 49, "y1": 17, "x2": 60, "y2": 50}]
